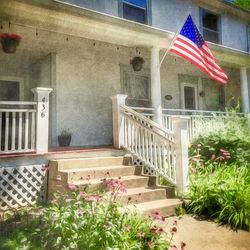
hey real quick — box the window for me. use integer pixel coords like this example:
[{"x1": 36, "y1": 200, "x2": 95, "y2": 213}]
[
  {"x1": 200, "y1": 9, "x2": 221, "y2": 44},
  {"x1": 247, "y1": 25, "x2": 250, "y2": 52},
  {"x1": 0, "y1": 80, "x2": 20, "y2": 101},
  {"x1": 119, "y1": 0, "x2": 151, "y2": 25}
]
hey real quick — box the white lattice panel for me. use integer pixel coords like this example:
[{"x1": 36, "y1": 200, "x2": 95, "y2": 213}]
[
  {"x1": 133, "y1": 157, "x2": 156, "y2": 176},
  {"x1": 0, "y1": 165, "x2": 47, "y2": 211}
]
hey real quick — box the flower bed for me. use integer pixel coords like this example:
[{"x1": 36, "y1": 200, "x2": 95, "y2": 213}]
[{"x1": 0, "y1": 178, "x2": 186, "y2": 250}]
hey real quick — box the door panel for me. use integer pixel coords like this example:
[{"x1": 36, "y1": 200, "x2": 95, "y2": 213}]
[{"x1": 181, "y1": 83, "x2": 197, "y2": 110}]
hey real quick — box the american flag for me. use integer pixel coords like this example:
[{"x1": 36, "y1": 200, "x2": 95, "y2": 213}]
[{"x1": 170, "y1": 15, "x2": 228, "y2": 85}]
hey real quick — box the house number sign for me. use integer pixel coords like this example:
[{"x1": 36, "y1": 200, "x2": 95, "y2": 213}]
[{"x1": 41, "y1": 97, "x2": 46, "y2": 118}]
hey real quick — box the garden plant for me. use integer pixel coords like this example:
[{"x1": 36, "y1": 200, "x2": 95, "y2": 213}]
[
  {"x1": 0, "y1": 178, "x2": 185, "y2": 250},
  {"x1": 187, "y1": 114, "x2": 250, "y2": 231}
]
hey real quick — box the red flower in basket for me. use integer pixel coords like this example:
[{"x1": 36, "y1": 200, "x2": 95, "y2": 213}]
[{"x1": 0, "y1": 33, "x2": 22, "y2": 53}]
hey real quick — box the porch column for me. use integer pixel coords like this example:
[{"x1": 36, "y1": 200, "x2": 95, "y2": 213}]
[
  {"x1": 110, "y1": 94, "x2": 128, "y2": 148},
  {"x1": 150, "y1": 46, "x2": 162, "y2": 125},
  {"x1": 240, "y1": 67, "x2": 250, "y2": 113},
  {"x1": 32, "y1": 87, "x2": 53, "y2": 154},
  {"x1": 172, "y1": 117, "x2": 189, "y2": 194}
]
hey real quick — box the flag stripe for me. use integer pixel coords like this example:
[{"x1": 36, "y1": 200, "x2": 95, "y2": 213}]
[
  {"x1": 171, "y1": 36, "x2": 227, "y2": 84},
  {"x1": 173, "y1": 42, "x2": 227, "y2": 79},
  {"x1": 169, "y1": 15, "x2": 228, "y2": 84},
  {"x1": 176, "y1": 36, "x2": 223, "y2": 73},
  {"x1": 174, "y1": 43, "x2": 227, "y2": 80},
  {"x1": 170, "y1": 47, "x2": 227, "y2": 84}
]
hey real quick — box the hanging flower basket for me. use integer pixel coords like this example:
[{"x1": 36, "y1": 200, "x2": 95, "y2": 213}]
[
  {"x1": 0, "y1": 33, "x2": 22, "y2": 53},
  {"x1": 130, "y1": 56, "x2": 145, "y2": 71}
]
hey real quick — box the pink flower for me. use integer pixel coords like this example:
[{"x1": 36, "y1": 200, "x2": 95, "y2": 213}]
[
  {"x1": 79, "y1": 191, "x2": 86, "y2": 198},
  {"x1": 68, "y1": 183, "x2": 77, "y2": 191},
  {"x1": 104, "y1": 178, "x2": 127, "y2": 193},
  {"x1": 151, "y1": 211, "x2": 163, "y2": 221},
  {"x1": 85, "y1": 194, "x2": 102, "y2": 202}
]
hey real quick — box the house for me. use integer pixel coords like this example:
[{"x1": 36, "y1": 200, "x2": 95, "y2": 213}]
[{"x1": 0, "y1": 0, "x2": 249, "y2": 211}]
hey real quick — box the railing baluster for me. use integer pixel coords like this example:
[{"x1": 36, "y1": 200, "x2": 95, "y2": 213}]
[
  {"x1": 4, "y1": 112, "x2": 9, "y2": 151},
  {"x1": 31, "y1": 111, "x2": 35, "y2": 150},
  {"x1": 145, "y1": 130, "x2": 149, "y2": 163},
  {"x1": 11, "y1": 112, "x2": 16, "y2": 151},
  {"x1": 0, "y1": 112, "x2": 2, "y2": 152},
  {"x1": 142, "y1": 128, "x2": 145, "y2": 159},
  {"x1": 25, "y1": 111, "x2": 29, "y2": 150},
  {"x1": 18, "y1": 112, "x2": 23, "y2": 150}
]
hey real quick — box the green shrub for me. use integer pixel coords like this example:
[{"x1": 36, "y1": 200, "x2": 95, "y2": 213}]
[
  {"x1": 186, "y1": 163, "x2": 250, "y2": 231},
  {"x1": 189, "y1": 128, "x2": 250, "y2": 167},
  {"x1": 0, "y1": 179, "x2": 180, "y2": 250}
]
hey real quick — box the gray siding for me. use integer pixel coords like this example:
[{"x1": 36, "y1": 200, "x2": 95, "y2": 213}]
[
  {"x1": 61, "y1": 0, "x2": 118, "y2": 16},
  {"x1": 221, "y1": 14, "x2": 248, "y2": 51},
  {"x1": 60, "y1": 0, "x2": 249, "y2": 52},
  {"x1": 151, "y1": 0, "x2": 199, "y2": 33}
]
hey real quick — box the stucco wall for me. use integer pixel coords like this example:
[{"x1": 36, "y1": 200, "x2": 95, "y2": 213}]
[
  {"x1": 53, "y1": 37, "x2": 241, "y2": 147},
  {"x1": 221, "y1": 14, "x2": 248, "y2": 52},
  {"x1": 55, "y1": 39, "x2": 150, "y2": 146}
]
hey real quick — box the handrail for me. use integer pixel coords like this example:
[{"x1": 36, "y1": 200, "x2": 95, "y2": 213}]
[
  {"x1": 129, "y1": 106, "x2": 245, "y2": 116},
  {"x1": 119, "y1": 105, "x2": 177, "y2": 185},
  {"x1": 0, "y1": 109, "x2": 37, "y2": 112},
  {"x1": 0, "y1": 101, "x2": 37, "y2": 105},
  {"x1": 121, "y1": 105, "x2": 174, "y2": 136}
]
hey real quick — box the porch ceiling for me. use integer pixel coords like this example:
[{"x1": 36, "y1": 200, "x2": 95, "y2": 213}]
[{"x1": 0, "y1": 0, "x2": 250, "y2": 68}]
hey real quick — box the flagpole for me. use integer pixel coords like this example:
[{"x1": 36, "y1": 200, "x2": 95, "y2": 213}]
[{"x1": 159, "y1": 12, "x2": 191, "y2": 67}]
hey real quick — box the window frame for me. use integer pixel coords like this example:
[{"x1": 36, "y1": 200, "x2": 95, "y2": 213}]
[
  {"x1": 118, "y1": 0, "x2": 152, "y2": 25},
  {"x1": 199, "y1": 8, "x2": 222, "y2": 44},
  {"x1": 0, "y1": 76, "x2": 24, "y2": 101},
  {"x1": 247, "y1": 25, "x2": 250, "y2": 53}
]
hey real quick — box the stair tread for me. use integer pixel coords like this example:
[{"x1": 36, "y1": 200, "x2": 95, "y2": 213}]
[
  {"x1": 51, "y1": 156, "x2": 124, "y2": 163},
  {"x1": 73, "y1": 175, "x2": 148, "y2": 185},
  {"x1": 128, "y1": 199, "x2": 182, "y2": 211},
  {"x1": 60, "y1": 165, "x2": 133, "y2": 173},
  {"x1": 120, "y1": 187, "x2": 165, "y2": 196}
]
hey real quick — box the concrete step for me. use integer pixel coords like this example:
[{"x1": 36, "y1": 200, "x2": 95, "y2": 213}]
[
  {"x1": 50, "y1": 156, "x2": 124, "y2": 171},
  {"x1": 1, "y1": 148, "x2": 124, "y2": 168},
  {"x1": 73, "y1": 175, "x2": 149, "y2": 191},
  {"x1": 117, "y1": 187, "x2": 167, "y2": 205},
  {"x1": 60, "y1": 165, "x2": 136, "y2": 182},
  {"x1": 127, "y1": 199, "x2": 182, "y2": 217}
]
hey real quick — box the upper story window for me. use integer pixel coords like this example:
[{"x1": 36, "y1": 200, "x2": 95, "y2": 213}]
[
  {"x1": 247, "y1": 25, "x2": 250, "y2": 52},
  {"x1": 200, "y1": 9, "x2": 221, "y2": 44},
  {"x1": 119, "y1": 0, "x2": 151, "y2": 25}
]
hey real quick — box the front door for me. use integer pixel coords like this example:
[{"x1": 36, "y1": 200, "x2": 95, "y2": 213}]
[{"x1": 181, "y1": 83, "x2": 198, "y2": 110}]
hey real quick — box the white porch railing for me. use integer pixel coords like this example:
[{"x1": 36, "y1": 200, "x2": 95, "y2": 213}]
[
  {"x1": 0, "y1": 87, "x2": 53, "y2": 155},
  {"x1": 111, "y1": 95, "x2": 189, "y2": 192},
  {"x1": 131, "y1": 107, "x2": 246, "y2": 141},
  {"x1": 0, "y1": 101, "x2": 37, "y2": 154},
  {"x1": 120, "y1": 105, "x2": 177, "y2": 184}
]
